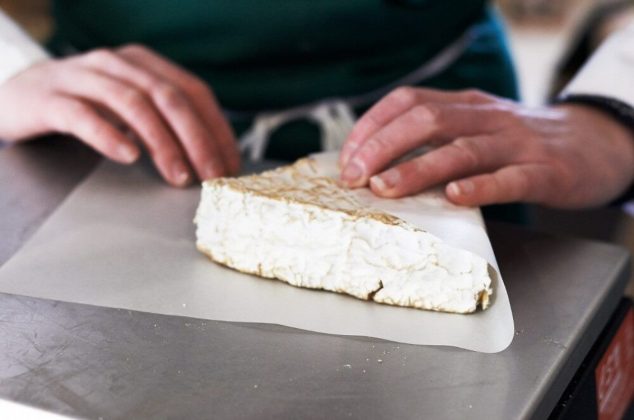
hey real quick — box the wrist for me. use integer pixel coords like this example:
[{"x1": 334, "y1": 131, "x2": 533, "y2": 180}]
[
  {"x1": 554, "y1": 97, "x2": 634, "y2": 206},
  {"x1": 553, "y1": 94, "x2": 634, "y2": 140}
]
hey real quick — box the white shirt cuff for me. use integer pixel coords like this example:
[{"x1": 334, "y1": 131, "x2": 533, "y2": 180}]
[
  {"x1": 0, "y1": 8, "x2": 50, "y2": 86},
  {"x1": 563, "y1": 23, "x2": 634, "y2": 107}
]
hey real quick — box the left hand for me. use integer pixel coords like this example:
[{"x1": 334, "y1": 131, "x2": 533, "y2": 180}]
[{"x1": 339, "y1": 87, "x2": 634, "y2": 209}]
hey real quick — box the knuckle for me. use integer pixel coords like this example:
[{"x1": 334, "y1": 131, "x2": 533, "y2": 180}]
[
  {"x1": 488, "y1": 107, "x2": 516, "y2": 131},
  {"x1": 354, "y1": 138, "x2": 381, "y2": 163},
  {"x1": 409, "y1": 104, "x2": 443, "y2": 136},
  {"x1": 84, "y1": 48, "x2": 116, "y2": 64},
  {"x1": 363, "y1": 111, "x2": 383, "y2": 131},
  {"x1": 390, "y1": 87, "x2": 418, "y2": 107},
  {"x1": 461, "y1": 89, "x2": 492, "y2": 104},
  {"x1": 451, "y1": 138, "x2": 481, "y2": 169},
  {"x1": 119, "y1": 88, "x2": 150, "y2": 119},
  {"x1": 120, "y1": 87, "x2": 146, "y2": 108},
  {"x1": 411, "y1": 104, "x2": 440, "y2": 127},
  {"x1": 118, "y1": 43, "x2": 148, "y2": 55},
  {"x1": 495, "y1": 105, "x2": 520, "y2": 125},
  {"x1": 54, "y1": 100, "x2": 91, "y2": 131},
  {"x1": 500, "y1": 106, "x2": 518, "y2": 120},
  {"x1": 366, "y1": 136, "x2": 388, "y2": 153},
  {"x1": 153, "y1": 83, "x2": 185, "y2": 110},
  {"x1": 343, "y1": 138, "x2": 362, "y2": 153},
  {"x1": 82, "y1": 121, "x2": 108, "y2": 142},
  {"x1": 412, "y1": 156, "x2": 432, "y2": 178},
  {"x1": 513, "y1": 167, "x2": 532, "y2": 197},
  {"x1": 183, "y1": 76, "x2": 211, "y2": 95}
]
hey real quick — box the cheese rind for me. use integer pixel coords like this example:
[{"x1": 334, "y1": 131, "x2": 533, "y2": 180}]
[{"x1": 194, "y1": 158, "x2": 493, "y2": 314}]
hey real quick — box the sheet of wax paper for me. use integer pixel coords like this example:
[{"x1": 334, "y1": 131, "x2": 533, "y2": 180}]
[{"x1": 0, "y1": 152, "x2": 514, "y2": 352}]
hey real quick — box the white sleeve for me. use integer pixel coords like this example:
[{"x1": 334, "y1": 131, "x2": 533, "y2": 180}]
[
  {"x1": 563, "y1": 23, "x2": 634, "y2": 107},
  {"x1": 0, "y1": 8, "x2": 50, "y2": 86}
]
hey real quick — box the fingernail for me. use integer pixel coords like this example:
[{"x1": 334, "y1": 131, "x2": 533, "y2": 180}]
[
  {"x1": 371, "y1": 168, "x2": 400, "y2": 191},
  {"x1": 118, "y1": 144, "x2": 139, "y2": 163},
  {"x1": 370, "y1": 175, "x2": 387, "y2": 191},
  {"x1": 171, "y1": 161, "x2": 191, "y2": 186},
  {"x1": 449, "y1": 180, "x2": 474, "y2": 196},
  {"x1": 341, "y1": 160, "x2": 364, "y2": 183},
  {"x1": 448, "y1": 182, "x2": 461, "y2": 197}
]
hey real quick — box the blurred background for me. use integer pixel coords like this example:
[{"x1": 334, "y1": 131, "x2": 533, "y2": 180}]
[{"x1": 1, "y1": 0, "x2": 634, "y2": 294}]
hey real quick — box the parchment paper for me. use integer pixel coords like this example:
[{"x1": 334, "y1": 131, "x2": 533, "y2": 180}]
[{"x1": 0, "y1": 153, "x2": 514, "y2": 353}]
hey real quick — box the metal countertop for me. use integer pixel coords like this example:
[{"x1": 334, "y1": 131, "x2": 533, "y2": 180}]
[{"x1": 0, "y1": 139, "x2": 630, "y2": 419}]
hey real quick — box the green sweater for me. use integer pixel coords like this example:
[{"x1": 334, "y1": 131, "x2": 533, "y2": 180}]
[{"x1": 49, "y1": 1, "x2": 517, "y2": 110}]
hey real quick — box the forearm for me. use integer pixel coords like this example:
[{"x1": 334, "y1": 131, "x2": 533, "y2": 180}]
[{"x1": 0, "y1": 8, "x2": 49, "y2": 86}]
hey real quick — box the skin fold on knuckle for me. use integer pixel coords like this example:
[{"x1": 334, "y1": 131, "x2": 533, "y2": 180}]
[
  {"x1": 118, "y1": 43, "x2": 149, "y2": 57},
  {"x1": 410, "y1": 157, "x2": 442, "y2": 189},
  {"x1": 511, "y1": 166, "x2": 542, "y2": 203},
  {"x1": 461, "y1": 89, "x2": 496, "y2": 105},
  {"x1": 119, "y1": 87, "x2": 151, "y2": 119},
  {"x1": 410, "y1": 104, "x2": 437, "y2": 123},
  {"x1": 353, "y1": 137, "x2": 386, "y2": 173},
  {"x1": 83, "y1": 48, "x2": 118, "y2": 66},
  {"x1": 183, "y1": 76, "x2": 211, "y2": 99},
  {"x1": 449, "y1": 138, "x2": 481, "y2": 171},
  {"x1": 408, "y1": 105, "x2": 441, "y2": 138},
  {"x1": 390, "y1": 87, "x2": 419, "y2": 108},
  {"x1": 363, "y1": 110, "x2": 387, "y2": 132},
  {"x1": 152, "y1": 83, "x2": 186, "y2": 112}
]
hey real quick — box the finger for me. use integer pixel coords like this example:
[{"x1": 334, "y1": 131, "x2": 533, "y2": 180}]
[
  {"x1": 116, "y1": 45, "x2": 240, "y2": 174},
  {"x1": 45, "y1": 95, "x2": 141, "y2": 164},
  {"x1": 340, "y1": 87, "x2": 494, "y2": 167},
  {"x1": 58, "y1": 67, "x2": 193, "y2": 187},
  {"x1": 445, "y1": 163, "x2": 557, "y2": 206},
  {"x1": 78, "y1": 48, "x2": 229, "y2": 180},
  {"x1": 341, "y1": 104, "x2": 507, "y2": 187},
  {"x1": 367, "y1": 135, "x2": 514, "y2": 198},
  {"x1": 153, "y1": 83, "x2": 230, "y2": 180}
]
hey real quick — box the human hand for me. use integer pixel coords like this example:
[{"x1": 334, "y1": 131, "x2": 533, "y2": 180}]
[
  {"x1": 0, "y1": 44, "x2": 239, "y2": 187},
  {"x1": 339, "y1": 87, "x2": 634, "y2": 208}
]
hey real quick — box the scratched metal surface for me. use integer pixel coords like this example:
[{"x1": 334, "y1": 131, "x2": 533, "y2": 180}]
[{"x1": 0, "y1": 141, "x2": 630, "y2": 419}]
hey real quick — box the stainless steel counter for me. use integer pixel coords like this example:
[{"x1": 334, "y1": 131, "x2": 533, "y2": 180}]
[{"x1": 0, "y1": 139, "x2": 629, "y2": 419}]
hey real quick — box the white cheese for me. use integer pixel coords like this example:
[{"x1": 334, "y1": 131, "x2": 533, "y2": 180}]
[{"x1": 194, "y1": 158, "x2": 492, "y2": 314}]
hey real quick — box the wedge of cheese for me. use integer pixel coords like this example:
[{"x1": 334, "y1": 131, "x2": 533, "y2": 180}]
[{"x1": 194, "y1": 158, "x2": 493, "y2": 314}]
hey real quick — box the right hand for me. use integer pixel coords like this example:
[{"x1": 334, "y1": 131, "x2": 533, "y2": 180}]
[{"x1": 0, "y1": 44, "x2": 240, "y2": 187}]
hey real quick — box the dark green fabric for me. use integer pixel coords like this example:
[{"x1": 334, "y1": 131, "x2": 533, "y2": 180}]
[{"x1": 50, "y1": 0, "x2": 487, "y2": 111}]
